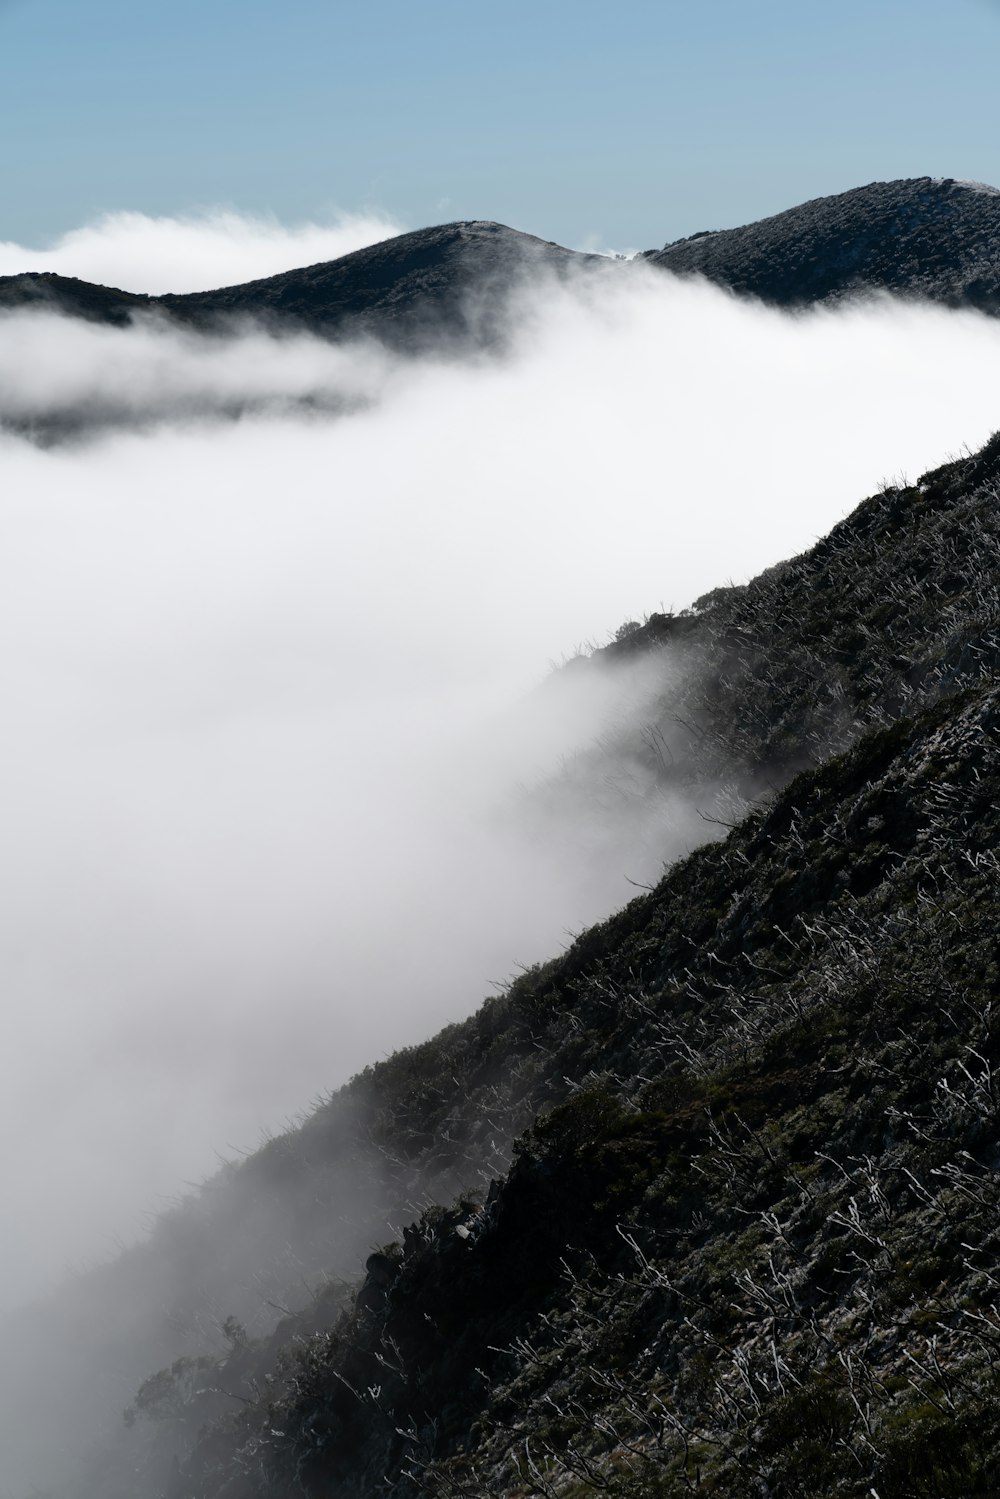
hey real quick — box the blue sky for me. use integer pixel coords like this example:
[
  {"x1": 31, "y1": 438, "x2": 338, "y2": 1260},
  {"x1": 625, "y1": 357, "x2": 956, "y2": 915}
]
[{"x1": 2, "y1": 0, "x2": 1000, "y2": 250}]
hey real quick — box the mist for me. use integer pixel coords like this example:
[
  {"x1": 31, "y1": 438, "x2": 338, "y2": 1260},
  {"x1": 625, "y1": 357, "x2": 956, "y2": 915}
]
[
  {"x1": 0, "y1": 207, "x2": 403, "y2": 293},
  {"x1": 5, "y1": 248, "x2": 1000, "y2": 1335}
]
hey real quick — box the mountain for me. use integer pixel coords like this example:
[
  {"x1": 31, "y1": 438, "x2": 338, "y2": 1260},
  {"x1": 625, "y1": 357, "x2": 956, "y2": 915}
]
[
  {"x1": 29, "y1": 431, "x2": 1000, "y2": 1499},
  {"x1": 159, "y1": 221, "x2": 599, "y2": 345},
  {"x1": 647, "y1": 176, "x2": 1000, "y2": 310},
  {"x1": 9, "y1": 183, "x2": 1000, "y2": 1496},
  {"x1": 0, "y1": 270, "x2": 150, "y2": 324},
  {"x1": 170, "y1": 678, "x2": 1000, "y2": 1499},
  {"x1": 0, "y1": 222, "x2": 598, "y2": 348},
  {"x1": 5, "y1": 178, "x2": 1000, "y2": 358}
]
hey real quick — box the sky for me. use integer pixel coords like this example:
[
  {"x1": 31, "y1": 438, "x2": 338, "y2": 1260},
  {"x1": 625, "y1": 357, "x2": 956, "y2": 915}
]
[{"x1": 2, "y1": 0, "x2": 1000, "y2": 258}]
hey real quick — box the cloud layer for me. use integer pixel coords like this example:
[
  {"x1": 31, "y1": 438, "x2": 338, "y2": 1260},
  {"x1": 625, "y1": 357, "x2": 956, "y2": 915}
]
[
  {"x1": 0, "y1": 208, "x2": 403, "y2": 293},
  {"x1": 4, "y1": 248, "x2": 1000, "y2": 1326}
]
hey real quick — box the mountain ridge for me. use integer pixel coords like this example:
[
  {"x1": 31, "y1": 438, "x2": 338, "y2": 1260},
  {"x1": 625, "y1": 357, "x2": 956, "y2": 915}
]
[
  {"x1": 5, "y1": 178, "x2": 1000, "y2": 354},
  {"x1": 648, "y1": 175, "x2": 1000, "y2": 310},
  {"x1": 0, "y1": 221, "x2": 600, "y2": 349}
]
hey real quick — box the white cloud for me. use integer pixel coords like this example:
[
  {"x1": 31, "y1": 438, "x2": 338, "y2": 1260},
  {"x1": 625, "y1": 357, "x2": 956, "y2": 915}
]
[
  {"x1": 0, "y1": 207, "x2": 404, "y2": 294},
  {"x1": 574, "y1": 233, "x2": 642, "y2": 259},
  {"x1": 3, "y1": 259, "x2": 1000, "y2": 1323}
]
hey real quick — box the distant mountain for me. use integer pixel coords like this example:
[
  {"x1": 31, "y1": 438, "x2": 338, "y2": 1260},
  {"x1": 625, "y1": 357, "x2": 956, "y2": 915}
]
[
  {"x1": 647, "y1": 176, "x2": 1000, "y2": 310},
  {"x1": 0, "y1": 270, "x2": 149, "y2": 324},
  {"x1": 5, "y1": 179, "x2": 1000, "y2": 357},
  {"x1": 160, "y1": 220, "x2": 599, "y2": 345},
  {"x1": 0, "y1": 221, "x2": 599, "y2": 348}
]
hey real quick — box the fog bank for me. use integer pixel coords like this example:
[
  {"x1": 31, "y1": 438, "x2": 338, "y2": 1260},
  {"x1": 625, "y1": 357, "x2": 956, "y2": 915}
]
[{"x1": 4, "y1": 258, "x2": 1000, "y2": 1323}]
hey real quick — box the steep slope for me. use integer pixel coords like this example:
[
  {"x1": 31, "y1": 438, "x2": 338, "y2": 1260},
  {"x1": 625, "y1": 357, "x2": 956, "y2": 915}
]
[
  {"x1": 33, "y1": 432, "x2": 1000, "y2": 1498},
  {"x1": 164, "y1": 679, "x2": 1000, "y2": 1499},
  {"x1": 647, "y1": 177, "x2": 1000, "y2": 310},
  {"x1": 526, "y1": 431, "x2": 1000, "y2": 848}
]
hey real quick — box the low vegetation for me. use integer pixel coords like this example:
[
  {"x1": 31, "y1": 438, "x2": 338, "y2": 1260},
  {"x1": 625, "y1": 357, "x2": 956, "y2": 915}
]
[{"x1": 57, "y1": 432, "x2": 1000, "y2": 1497}]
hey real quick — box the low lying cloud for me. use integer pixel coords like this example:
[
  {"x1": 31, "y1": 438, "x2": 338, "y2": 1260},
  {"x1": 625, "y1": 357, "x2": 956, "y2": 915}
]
[
  {"x1": 4, "y1": 254, "x2": 1000, "y2": 1335},
  {"x1": 0, "y1": 207, "x2": 404, "y2": 293},
  {"x1": 0, "y1": 308, "x2": 393, "y2": 431}
]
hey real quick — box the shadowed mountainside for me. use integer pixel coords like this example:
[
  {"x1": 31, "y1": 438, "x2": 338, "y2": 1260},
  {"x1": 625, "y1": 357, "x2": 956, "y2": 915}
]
[
  {"x1": 159, "y1": 220, "x2": 599, "y2": 345},
  {"x1": 166, "y1": 660, "x2": 1000, "y2": 1499},
  {"x1": 647, "y1": 176, "x2": 1000, "y2": 310},
  {"x1": 0, "y1": 271, "x2": 150, "y2": 324},
  {"x1": 0, "y1": 221, "x2": 599, "y2": 348},
  {"x1": 26, "y1": 432, "x2": 1000, "y2": 1499},
  {"x1": 5, "y1": 179, "x2": 1000, "y2": 357}
]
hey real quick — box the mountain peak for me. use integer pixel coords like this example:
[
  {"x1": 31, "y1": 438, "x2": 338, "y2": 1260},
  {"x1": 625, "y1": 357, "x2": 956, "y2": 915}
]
[{"x1": 155, "y1": 218, "x2": 598, "y2": 345}]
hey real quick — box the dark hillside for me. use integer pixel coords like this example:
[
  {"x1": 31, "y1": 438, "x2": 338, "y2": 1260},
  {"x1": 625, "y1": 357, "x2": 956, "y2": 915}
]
[
  {"x1": 159, "y1": 221, "x2": 600, "y2": 346},
  {"x1": 0, "y1": 269, "x2": 150, "y2": 323},
  {"x1": 5, "y1": 179, "x2": 1000, "y2": 357},
  {"x1": 527, "y1": 431, "x2": 1000, "y2": 845},
  {"x1": 0, "y1": 222, "x2": 597, "y2": 348},
  {"x1": 161, "y1": 679, "x2": 1000, "y2": 1499},
  {"x1": 648, "y1": 177, "x2": 1000, "y2": 310},
  {"x1": 34, "y1": 432, "x2": 1000, "y2": 1499}
]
